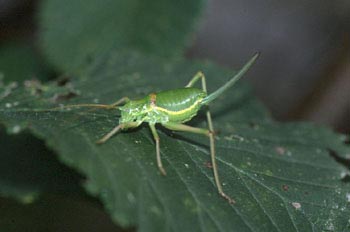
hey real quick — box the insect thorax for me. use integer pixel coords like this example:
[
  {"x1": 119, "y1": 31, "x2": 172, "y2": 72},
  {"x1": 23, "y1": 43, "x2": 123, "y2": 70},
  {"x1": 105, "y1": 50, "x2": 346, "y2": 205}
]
[{"x1": 118, "y1": 97, "x2": 169, "y2": 125}]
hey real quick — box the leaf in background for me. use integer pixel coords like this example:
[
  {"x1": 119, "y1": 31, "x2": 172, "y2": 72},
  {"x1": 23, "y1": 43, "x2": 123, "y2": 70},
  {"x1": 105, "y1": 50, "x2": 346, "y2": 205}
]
[
  {"x1": 0, "y1": 40, "x2": 83, "y2": 202},
  {"x1": 39, "y1": 0, "x2": 205, "y2": 72},
  {"x1": 0, "y1": 51, "x2": 349, "y2": 231}
]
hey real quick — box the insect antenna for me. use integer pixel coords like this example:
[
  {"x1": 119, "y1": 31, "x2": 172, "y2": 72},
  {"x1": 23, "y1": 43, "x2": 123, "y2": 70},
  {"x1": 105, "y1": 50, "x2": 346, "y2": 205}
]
[
  {"x1": 34, "y1": 103, "x2": 119, "y2": 126},
  {"x1": 201, "y1": 52, "x2": 260, "y2": 105},
  {"x1": 44, "y1": 103, "x2": 119, "y2": 111}
]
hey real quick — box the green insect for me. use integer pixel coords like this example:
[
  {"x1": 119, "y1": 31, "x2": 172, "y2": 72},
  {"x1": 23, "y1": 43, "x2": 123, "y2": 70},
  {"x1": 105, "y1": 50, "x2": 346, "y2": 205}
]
[{"x1": 58, "y1": 53, "x2": 259, "y2": 204}]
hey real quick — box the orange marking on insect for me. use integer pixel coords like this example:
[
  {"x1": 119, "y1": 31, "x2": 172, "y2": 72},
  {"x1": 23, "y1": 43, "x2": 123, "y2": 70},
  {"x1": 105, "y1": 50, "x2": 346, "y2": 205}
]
[{"x1": 149, "y1": 93, "x2": 157, "y2": 106}]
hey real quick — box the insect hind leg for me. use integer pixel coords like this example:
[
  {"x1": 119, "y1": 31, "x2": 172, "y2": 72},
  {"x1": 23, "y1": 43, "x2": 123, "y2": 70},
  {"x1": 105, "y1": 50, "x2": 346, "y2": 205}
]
[
  {"x1": 185, "y1": 72, "x2": 214, "y2": 129},
  {"x1": 185, "y1": 73, "x2": 234, "y2": 203},
  {"x1": 162, "y1": 122, "x2": 235, "y2": 204},
  {"x1": 185, "y1": 71, "x2": 207, "y2": 89}
]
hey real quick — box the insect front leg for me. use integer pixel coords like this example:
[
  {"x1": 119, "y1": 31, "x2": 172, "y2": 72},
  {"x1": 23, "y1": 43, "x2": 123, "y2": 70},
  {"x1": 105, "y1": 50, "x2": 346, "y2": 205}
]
[
  {"x1": 162, "y1": 122, "x2": 235, "y2": 204},
  {"x1": 96, "y1": 121, "x2": 139, "y2": 144},
  {"x1": 109, "y1": 97, "x2": 130, "y2": 107},
  {"x1": 149, "y1": 123, "x2": 167, "y2": 176}
]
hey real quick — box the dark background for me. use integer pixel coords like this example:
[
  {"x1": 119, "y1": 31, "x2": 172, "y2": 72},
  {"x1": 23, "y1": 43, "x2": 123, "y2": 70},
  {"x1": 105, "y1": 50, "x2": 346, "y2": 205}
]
[{"x1": 188, "y1": 0, "x2": 350, "y2": 133}]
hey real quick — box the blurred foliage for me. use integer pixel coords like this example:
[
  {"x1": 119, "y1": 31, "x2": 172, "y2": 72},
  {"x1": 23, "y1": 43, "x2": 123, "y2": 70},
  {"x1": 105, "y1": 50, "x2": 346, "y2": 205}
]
[
  {"x1": 0, "y1": 194, "x2": 123, "y2": 232},
  {"x1": 0, "y1": 40, "x2": 52, "y2": 83},
  {"x1": 39, "y1": 0, "x2": 205, "y2": 72}
]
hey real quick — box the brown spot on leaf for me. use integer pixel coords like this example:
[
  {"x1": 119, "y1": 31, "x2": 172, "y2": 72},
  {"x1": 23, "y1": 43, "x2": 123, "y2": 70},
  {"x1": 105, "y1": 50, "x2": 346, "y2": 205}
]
[
  {"x1": 249, "y1": 122, "x2": 259, "y2": 130},
  {"x1": 56, "y1": 76, "x2": 71, "y2": 86},
  {"x1": 204, "y1": 161, "x2": 213, "y2": 169},
  {"x1": 50, "y1": 91, "x2": 79, "y2": 102},
  {"x1": 24, "y1": 79, "x2": 45, "y2": 96},
  {"x1": 282, "y1": 184, "x2": 289, "y2": 191},
  {"x1": 0, "y1": 81, "x2": 18, "y2": 99},
  {"x1": 275, "y1": 146, "x2": 285, "y2": 155}
]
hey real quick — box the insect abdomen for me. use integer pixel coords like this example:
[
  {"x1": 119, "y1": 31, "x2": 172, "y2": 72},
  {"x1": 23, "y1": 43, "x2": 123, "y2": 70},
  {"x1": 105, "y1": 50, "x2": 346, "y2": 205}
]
[{"x1": 155, "y1": 88, "x2": 206, "y2": 123}]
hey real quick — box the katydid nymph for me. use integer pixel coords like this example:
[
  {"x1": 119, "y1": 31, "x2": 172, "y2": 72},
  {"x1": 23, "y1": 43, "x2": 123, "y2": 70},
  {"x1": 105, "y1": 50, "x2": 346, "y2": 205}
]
[{"x1": 56, "y1": 53, "x2": 259, "y2": 204}]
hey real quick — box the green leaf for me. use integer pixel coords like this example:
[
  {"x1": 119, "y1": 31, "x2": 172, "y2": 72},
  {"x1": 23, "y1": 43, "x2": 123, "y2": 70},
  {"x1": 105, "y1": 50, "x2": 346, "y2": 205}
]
[
  {"x1": 0, "y1": 52, "x2": 349, "y2": 231},
  {"x1": 39, "y1": 0, "x2": 205, "y2": 72},
  {"x1": 0, "y1": 128, "x2": 84, "y2": 203},
  {"x1": 0, "y1": 40, "x2": 82, "y2": 202}
]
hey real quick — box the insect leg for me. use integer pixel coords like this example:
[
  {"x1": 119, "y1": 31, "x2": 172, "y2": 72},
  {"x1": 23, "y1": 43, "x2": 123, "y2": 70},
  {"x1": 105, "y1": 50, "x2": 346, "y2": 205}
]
[
  {"x1": 96, "y1": 121, "x2": 139, "y2": 144},
  {"x1": 185, "y1": 71, "x2": 206, "y2": 88},
  {"x1": 96, "y1": 124, "x2": 124, "y2": 144},
  {"x1": 109, "y1": 97, "x2": 130, "y2": 107},
  {"x1": 185, "y1": 72, "x2": 214, "y2": 130},
  {"x1": 149, "y1": 123, "x2": 167, "y2": 176},
  {"x1": 185, "y1": 72, "x2": 217, "y2": 182},
  {"x1": 162, "y1": 122, "x2": 235, "y2": 204}
]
